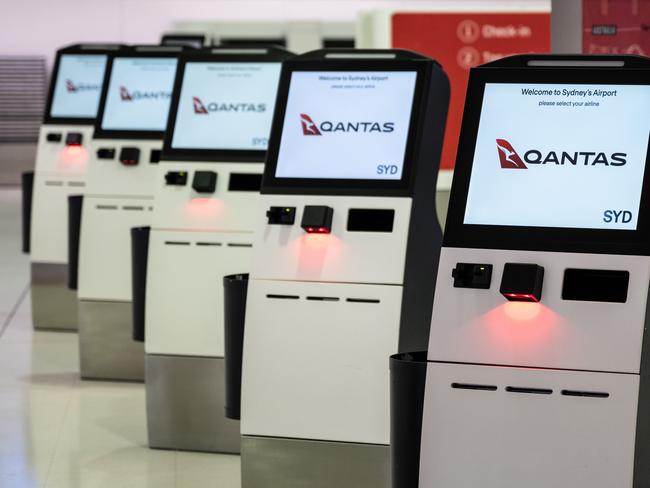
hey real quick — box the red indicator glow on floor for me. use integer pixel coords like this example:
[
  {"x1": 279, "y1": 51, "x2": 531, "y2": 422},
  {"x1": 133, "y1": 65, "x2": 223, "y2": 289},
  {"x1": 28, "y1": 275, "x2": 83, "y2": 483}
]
[
  {"x1": 61, "y1": 145, "x2": 88, "y2": 166},
  {"x1": 484, "y1": 302, "x2": 558, "y2": 347},
  {"x1": 185, "y1": 198, "x2": 222, "y2": 221},
  {"x1": 305, "y1": 227, "x2": 330, "y2": 234},
  {"x1": 301, "y1": 232, "x2": 334, "y2": 247},
  {"x1": 503, "y1": 301, "x2": 543, "y2": 321},
  {"x1": 294, "y1": 232, "x2": 341, "y2": 277}
]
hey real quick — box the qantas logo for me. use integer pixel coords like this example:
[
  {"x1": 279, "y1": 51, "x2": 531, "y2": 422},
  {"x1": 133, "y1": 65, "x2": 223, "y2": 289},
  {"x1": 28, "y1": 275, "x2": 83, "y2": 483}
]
[
  {"x1": 120, "y1": 86, "x2": 132, "y2": 100},
  {"x1": 192, "y1": 96, "x2": 266, "y2": 114},
  {"x1": 496, "y1": 139, "x2": 527, "y2": 169},
  {"x1": 119, "y1": 86, "x2": 171, "y2": 102},
  {"x1": 193, "y1": 97, "x2": 208, "y2": 114},
  {"x1": 299, "y1": 113, "x2": 395, "y2": 136},
  {"x1": 300, "y1": 114, "x2": 321, "y2": 135},
  {"x1": 65, "y1": 79, "x2": 100, "y2": 93},
  {"x1": 497, "y1": 138, "x2": 627, "y2": 168}
]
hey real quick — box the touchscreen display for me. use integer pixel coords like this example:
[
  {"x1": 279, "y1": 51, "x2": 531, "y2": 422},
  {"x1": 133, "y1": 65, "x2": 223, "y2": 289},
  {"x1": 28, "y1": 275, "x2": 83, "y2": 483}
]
[
  {"x1": 171, "y1": 62, "x2": 281, "y2": 151},
  {"x1": 274, "y1": 71, "x2": 417, "y2": 180},
  {"x1": 101, "y1": 57, "x2": 178, "y2": 131},
  {"x1": 49, "y1": 54, "x2": 107, "y2": 118},
  {"x1": 464, "y1": 83, "x2": 650, "y2": 230}
]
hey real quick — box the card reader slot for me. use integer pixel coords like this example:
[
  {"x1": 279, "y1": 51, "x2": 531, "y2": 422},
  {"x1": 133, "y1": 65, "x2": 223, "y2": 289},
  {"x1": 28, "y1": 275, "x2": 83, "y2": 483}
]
[
  {"x1": 306, "y1": 296, "x2": 340, "y2": 302},
  {"x1": 451, "y1": 383, "x2": 497, "y2": 392},
  {"x1": 561, "y1": 389, "x2": 610, "y2": 399},
  {"x1": 346, "y1": 298, "x2": 381, "y2": 304},
  {"x1": 227, "y1": 243, "x2": 253, "y2": 248},
  {"x1": 562, "y1": 268, "x2": 629, "y2": 303},
  {"x1": 149, "y1": 149, "x2": 161, "y2": 163},
  {"x1": 164, "y1": 241, "x2": 190, "y2": 246},
  {"x1": 95, "y1": 205, "x2": 117, "y2": 210},
  {"x1": 195, "y1": 242, "x2": 222, "y2": 247},
  {"x1": 347, "y1": 209, "x2": 395, "y2": 232},
  {"x1": 266, "y1": 294, "x2": 299, "y2": 300},
  {"x1": 505, "y1": 386, "x2": 553, "y2": 395},
  {"x1": 228, "y1": 173, "x2": 263, "y2": 192},
  {"x1": 45, "y1": 180, "x2": 64, "y2": 186},
  {"x1": 121, "y1": 206, "x2": 144, "y2": 211}
]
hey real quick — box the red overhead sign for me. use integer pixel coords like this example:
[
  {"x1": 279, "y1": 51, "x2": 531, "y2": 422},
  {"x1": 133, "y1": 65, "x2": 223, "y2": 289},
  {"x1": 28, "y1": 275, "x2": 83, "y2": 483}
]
[{"x1": 391, "y1": 12, "x2": 551, "y2": 171}]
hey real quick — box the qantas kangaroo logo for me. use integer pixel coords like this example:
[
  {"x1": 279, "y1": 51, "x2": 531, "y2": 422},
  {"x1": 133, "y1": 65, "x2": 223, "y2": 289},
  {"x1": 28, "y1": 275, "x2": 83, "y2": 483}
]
[
  {"x1": 496, "y1": 139, "x2": 527, "y2": 169},
  {"x1": 193, "y1": 97, "x2": 209, "y2": 114},
  {"x1": 120, "y1": 86, "x2": 133, "y2": 101},
  {"x1": 66, "y1": 79, "x2": 100, "y2": 93},
  {"x1": 300, "y1": 114, "x2": 322, "y2": 136}
]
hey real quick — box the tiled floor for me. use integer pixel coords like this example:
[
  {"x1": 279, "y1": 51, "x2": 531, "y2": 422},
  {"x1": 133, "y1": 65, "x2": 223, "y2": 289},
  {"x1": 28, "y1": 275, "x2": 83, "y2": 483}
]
[{"x1": 0, "y1": 188, "x2": 240, "y2": 488}]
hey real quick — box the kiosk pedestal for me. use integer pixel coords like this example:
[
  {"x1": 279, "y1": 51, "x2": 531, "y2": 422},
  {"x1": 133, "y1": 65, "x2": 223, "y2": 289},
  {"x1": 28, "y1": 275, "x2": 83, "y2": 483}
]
[
  {"x1": 30, "y1": 44, "x2": 122, "y2": 331},
  {"x1": 142, "y1": 47, "x2": 292, "y2": 452},
  {"x1": 237, "y1": 49, "x2": 449, "y2": 488},
  {"x1": 393, "y1": 54, "x2": 650, "y2": 488},
  {"x1": 76, "y1": 46, "x2": 186, "y2": 381}
]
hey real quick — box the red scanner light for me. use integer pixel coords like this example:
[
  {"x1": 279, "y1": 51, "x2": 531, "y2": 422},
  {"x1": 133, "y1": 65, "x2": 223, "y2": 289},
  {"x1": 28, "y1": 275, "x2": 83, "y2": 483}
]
[
  {"x1": 301, "y1": 206, "x2": 333, "y2": 234},
  {"x1": 503, "y1": 293, "x2": 539, "y2": 303},
  {"x1": 305, "y1": 226, "x2": 330, "y2": 234}
]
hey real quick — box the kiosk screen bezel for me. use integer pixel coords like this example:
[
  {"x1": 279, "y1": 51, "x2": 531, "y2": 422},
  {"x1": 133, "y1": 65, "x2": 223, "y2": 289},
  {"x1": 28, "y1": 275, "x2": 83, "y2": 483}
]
[
  {"x1": 261, "y1": 60, "x2": 427, "y2": 196},
  {"x1": 444, "y1": 67, "x2": 650, "y2": 255},
  {"x1": 43, "y1": 48, "x2": 111, "y2": 125},
  {"x1": 162, "y1": 51, "x2": 288, "y2": 163},
  {"x1": 93, "y1": 52, "x2": 180, "y2": 140}
]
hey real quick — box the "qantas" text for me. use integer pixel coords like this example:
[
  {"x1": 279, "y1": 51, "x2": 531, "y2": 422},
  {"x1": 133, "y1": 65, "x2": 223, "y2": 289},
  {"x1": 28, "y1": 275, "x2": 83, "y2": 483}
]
[
  {"x1": 523, "y1": 150, "x2": 627, "y2": 166},
  {"x1": 318, "y1": 121, "x2": 394, "y2": 133}
]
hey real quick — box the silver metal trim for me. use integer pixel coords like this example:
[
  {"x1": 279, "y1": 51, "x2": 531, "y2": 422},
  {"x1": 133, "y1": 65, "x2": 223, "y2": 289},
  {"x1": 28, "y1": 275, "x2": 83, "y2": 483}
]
[
  {"x1": 134, "y1": 46, "x2": 183, "y2": 53},
  {"x1": 241, "y1": 435, "x2": 389, "y2": 488},
  {"x1": 31, "y1": 262, "x2": 78, "y2": 331},
  {"x1": 78, "y1": 300, "x2": 145, "y2": 381},
  {"x1": 146, "y1": 354, "x2": 240, "y2": 453},
  {"x1": 79, "y1": 44, "x2": 122, "y2": 51},
  {"x1": 325, "y1": 53, "x2": 396, "y2": 59},
  {"x1": 210, "y1": 48, "x2": 269, "y2": 55},
  {"x1": 527, "y1": 60, "x2": 625, "y2": 67}
]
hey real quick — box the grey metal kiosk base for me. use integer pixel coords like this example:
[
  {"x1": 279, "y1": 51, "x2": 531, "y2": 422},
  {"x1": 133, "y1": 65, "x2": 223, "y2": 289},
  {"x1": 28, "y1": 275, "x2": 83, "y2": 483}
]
[
  {"x1": 31, "y1": 263, "x2": 78, "y2": 331},
  {"x1": 241, "y1": 436, "x2": 389, "y2": 488},
  {"x1": 78, "y1": 300, "x2": 144, "y2": 381},
  {"x1": 146, "y1": 355, "x2": 240, "y2": 453}
]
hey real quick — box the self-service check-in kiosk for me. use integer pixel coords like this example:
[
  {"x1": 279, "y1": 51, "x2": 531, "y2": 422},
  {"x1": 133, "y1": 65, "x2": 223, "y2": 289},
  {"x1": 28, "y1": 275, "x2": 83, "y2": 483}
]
[
  {"x1": 393, "y1": 54, "x2": 650, "y2": 488},
  {"x1": 76, "y1": 45, "x2": 188, "y2": 381},
  {"x1": 143, "y1": 46, "x2": 292, "y2": 452},
  {"x1": 30, "y1": 44, "x2": 122, "y2": 331},
  {"x1": 237, "y1": 49, "x2": 449, "y2": 488}
]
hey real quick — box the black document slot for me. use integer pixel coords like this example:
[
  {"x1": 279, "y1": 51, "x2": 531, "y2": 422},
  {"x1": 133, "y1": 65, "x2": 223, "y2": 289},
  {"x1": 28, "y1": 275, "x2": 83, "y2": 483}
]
[
  {"x1": 46, "y1": 132, "x2": 62, "y2": 142},
  {"x1": 347, "y1": 209, "x2": 394, "y2": 232},
  {"x1": 562, "y1": 268, "x2": 629, "y2": 303},
  {"x1": 97, "y1": 148, "x2": 116, "y2": 159},
  {"x1": 149, "y1": 149, "x2": 161, "y2": 163},
  {"x1": 229, "y1": 173, "x2": 262, "y2": 192}
]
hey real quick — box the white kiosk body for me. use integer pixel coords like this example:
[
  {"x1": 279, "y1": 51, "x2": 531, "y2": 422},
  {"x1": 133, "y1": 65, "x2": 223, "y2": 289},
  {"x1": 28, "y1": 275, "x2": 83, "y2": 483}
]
[
  {"x1": 30, "y1": 44, "x2": 121, "y2": 331},
  {"x1": 239, "y1": 49, "x2": 449, "y2": 488},
  {"x1": 412, "y1": 55, "x2": 650, "y2": 488},
  {"x1": 143, "y1": 47, "x2": 292, "y2": 452},
  {"x1": 76, "y1": 46, "x2": 186, "y2": 381}
]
